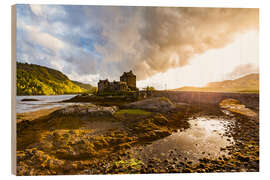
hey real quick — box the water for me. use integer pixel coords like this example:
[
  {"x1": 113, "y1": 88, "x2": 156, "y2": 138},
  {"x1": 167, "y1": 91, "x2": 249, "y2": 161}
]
[
  {"x1": 16, "y1": 94, "x2": 77, "y2": 113},
  {"x1": 131, "y1": 117, "x2": 235, "y2": 162}
]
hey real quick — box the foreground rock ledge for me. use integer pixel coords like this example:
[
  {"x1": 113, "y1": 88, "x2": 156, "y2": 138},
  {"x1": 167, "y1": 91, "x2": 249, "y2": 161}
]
[
  {"x1": 219, "y1": 98, "x2": 257, "y2": 117},
  {"x1": 52, "y1": 104, "x2": 118, "y2": 117},
  {"x1": 121, "y1": 97, "x2": 176, "y2": 112}
]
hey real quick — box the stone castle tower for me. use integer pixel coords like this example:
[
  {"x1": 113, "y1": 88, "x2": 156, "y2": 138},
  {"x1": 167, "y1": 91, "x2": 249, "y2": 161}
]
[{"x1": 120, "y1": 70, "x2": 136, "y2": 90}]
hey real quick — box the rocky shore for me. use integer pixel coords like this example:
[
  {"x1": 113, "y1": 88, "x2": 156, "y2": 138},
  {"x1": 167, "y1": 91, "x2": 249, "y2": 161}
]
[{"x1": 16, "y1": 95, "x2": 259, "y2": 175}]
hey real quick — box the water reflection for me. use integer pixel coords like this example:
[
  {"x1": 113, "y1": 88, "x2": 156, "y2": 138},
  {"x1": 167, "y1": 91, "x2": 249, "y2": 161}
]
[{"x1": 132, "y1": 117, "x2": 235, "y2": 162}]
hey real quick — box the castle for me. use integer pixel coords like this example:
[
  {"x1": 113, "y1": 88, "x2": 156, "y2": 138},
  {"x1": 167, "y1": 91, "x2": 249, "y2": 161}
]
[{"x1": 98, "y1": 70, "x2": 137, "y2": 95}]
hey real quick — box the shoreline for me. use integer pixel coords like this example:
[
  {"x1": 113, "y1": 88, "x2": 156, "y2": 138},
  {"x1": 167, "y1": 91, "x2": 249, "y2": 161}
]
[{"x1": 16, "y1": 107, "x2": 62, "y2": 123}]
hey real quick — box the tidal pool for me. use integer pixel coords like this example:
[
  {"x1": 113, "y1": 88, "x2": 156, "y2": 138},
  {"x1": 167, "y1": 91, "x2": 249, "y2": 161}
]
[{"x1": 131, "y1": 117, "x2": 235, "y2": 162}]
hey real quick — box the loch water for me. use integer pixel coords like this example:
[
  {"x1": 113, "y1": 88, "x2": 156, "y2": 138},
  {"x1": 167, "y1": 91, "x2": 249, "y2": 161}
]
[{"x1": 16, "y1": 94, "x2": 77, "y2": 113}]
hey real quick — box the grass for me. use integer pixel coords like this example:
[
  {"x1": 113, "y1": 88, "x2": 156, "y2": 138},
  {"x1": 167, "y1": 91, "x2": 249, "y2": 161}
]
[
  {"x1": 114, "y1": 109, "x2": 152, "y2": 116},
  {"x1": 113, "y1": 158, "x2": 144, "y2": 170}
]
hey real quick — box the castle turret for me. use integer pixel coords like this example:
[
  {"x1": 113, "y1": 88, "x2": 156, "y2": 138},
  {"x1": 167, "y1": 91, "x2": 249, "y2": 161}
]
[{"x1": 120, "y1": 70, "x2": 136, "y2": 90}]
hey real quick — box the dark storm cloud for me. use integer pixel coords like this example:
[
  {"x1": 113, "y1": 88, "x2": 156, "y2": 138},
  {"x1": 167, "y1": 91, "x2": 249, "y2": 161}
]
[{"x1": 94, "y1": 7, "x2": 259, "y2": 80}]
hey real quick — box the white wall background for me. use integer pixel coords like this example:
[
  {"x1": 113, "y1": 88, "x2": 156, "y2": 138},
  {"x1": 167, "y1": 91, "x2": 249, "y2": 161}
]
[{"x1": 1, "y1": 0, "x2": 269, "y2": 179}]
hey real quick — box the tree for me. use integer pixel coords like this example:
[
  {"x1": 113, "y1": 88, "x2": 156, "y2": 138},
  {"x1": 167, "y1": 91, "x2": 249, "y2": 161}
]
[{"x1": 143, "y1": 86, "x2": 155, "y2": 91}]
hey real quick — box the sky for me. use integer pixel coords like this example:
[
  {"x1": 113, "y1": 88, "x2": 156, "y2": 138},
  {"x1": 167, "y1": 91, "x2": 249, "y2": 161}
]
[{"x1": 16, "y1": 5, "x2": 259, "y2": 90}]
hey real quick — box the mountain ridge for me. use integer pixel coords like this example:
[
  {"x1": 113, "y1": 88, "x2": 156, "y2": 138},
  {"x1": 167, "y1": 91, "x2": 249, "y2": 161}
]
[{"x1": 171, "y1": 73, "x2": 259, "y2": 93}]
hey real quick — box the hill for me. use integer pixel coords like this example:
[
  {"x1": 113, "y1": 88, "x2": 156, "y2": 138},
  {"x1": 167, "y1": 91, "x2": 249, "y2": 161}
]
[
  {"x1": 16, "y1": 62, "x2": 96, "y2": 95},
  {"x1": 171, "y1": 73, "x2": 259, "y2": 93},
  {"x1": 71, "y1": 80, "x2": 97, "y2": 92}
]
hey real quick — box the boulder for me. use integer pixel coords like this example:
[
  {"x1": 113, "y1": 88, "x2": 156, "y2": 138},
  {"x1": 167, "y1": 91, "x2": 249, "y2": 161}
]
[
  {"x1": 52, "y1": 104, "x2": 118, "y2": 117},
  {"x1": 121, "y1": 97, "x2": 176, "y2": 112},
  {"x1": 21, "y1": 98, "x2": 39, "y2": 102},
  {"x1": 219, "y1": 98, "x2": 257, "y2": 117}
]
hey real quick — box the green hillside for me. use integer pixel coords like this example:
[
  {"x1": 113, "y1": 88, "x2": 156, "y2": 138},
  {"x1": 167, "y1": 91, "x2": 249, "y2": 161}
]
[
  {"x1": 16, "y1": 62, "x2": 96, "y2": 95},
  {"x1": 172, "y1": 73, "x2": 259, "y2": 93},
  {"x1": 71, "y1": 80, "x2": 97, "y2": 92}
]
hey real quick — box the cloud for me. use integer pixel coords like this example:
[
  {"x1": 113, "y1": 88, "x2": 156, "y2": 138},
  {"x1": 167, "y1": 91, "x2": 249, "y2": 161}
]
[
  {"x1": 22, "y1": 24, "x2": 66, "y2": 51},
  {"x1": 227, "y1": 63, "x2": 259, "y2": 79},
  {"x1": 29, "y1": 4, "x2": 66, "y2": 18},
  {"x1": 17, "y1": 5, "x2": 98, "y2": 78},
  {"x1": 94, "y1": 7, "x2": 259, "y2": 80},
  {"x1": 16, "y1": 5, "x2": 259, "y2": 85},
  {"x1": 29, "y1": 5, "x2": 43, "y2": 16}
]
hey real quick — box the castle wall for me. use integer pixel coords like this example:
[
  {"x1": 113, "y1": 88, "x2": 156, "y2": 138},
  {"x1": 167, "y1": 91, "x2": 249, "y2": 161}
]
[{"x1": 98, "y1": 70, "x2": 137, "y2": 95}]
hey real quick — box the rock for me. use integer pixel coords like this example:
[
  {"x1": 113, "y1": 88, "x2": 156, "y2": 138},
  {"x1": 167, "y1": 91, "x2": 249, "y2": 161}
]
[
  {"x1": 52, "y1": 104, "x2": 118, "y2": 117},
  {"x1": 219, "y1": 98, "x2": 257, "y2": 117},
  {"x1": 121, "y1": 97, "x2": 176, "y2": 112},
  {"x1": 182, "y1": 168, "x2": 193, "y2": 173},
  {"x1": 21, "y1": 98, "x2": 39, "y2": 102},
  {"x1": 163, "y1": 159, "x2": 169, "y2": 163},
  {"x1": 139, "y1": 129, "x2": 171, "y2": 141},
  {"x1": 240, "y1": 168, "x2": 247, "y2": 172},
  {"x1": 198, "y1": 163, "x2": 205, "y2": 168},
  {"x1": 153, "y1": 113, "x2": 169, "y2": 125},
  {"x1": 16, "y1": 148, "x2": 65, "y2": 175},
  {"x1": 237, "y1": 155, "x2": 250, "y2": 162}
]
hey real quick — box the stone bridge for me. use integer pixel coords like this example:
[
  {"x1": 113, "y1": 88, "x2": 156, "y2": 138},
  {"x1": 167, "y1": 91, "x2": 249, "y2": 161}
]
[{"x1": 151, "y1": 91, "x2": 259, "y2": 110}]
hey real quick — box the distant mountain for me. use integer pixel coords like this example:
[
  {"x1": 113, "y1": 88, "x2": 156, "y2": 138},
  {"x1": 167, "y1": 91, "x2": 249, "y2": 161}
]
[
  {"x1": 16, "y1": 62, "x2": 96, "y2": 95},
  {"x1": 71, "y1": 80, "x2": 97, "y2": 92},
  {"x1": 171, "y1": 73, "x2": 259, "y2": 93}
]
